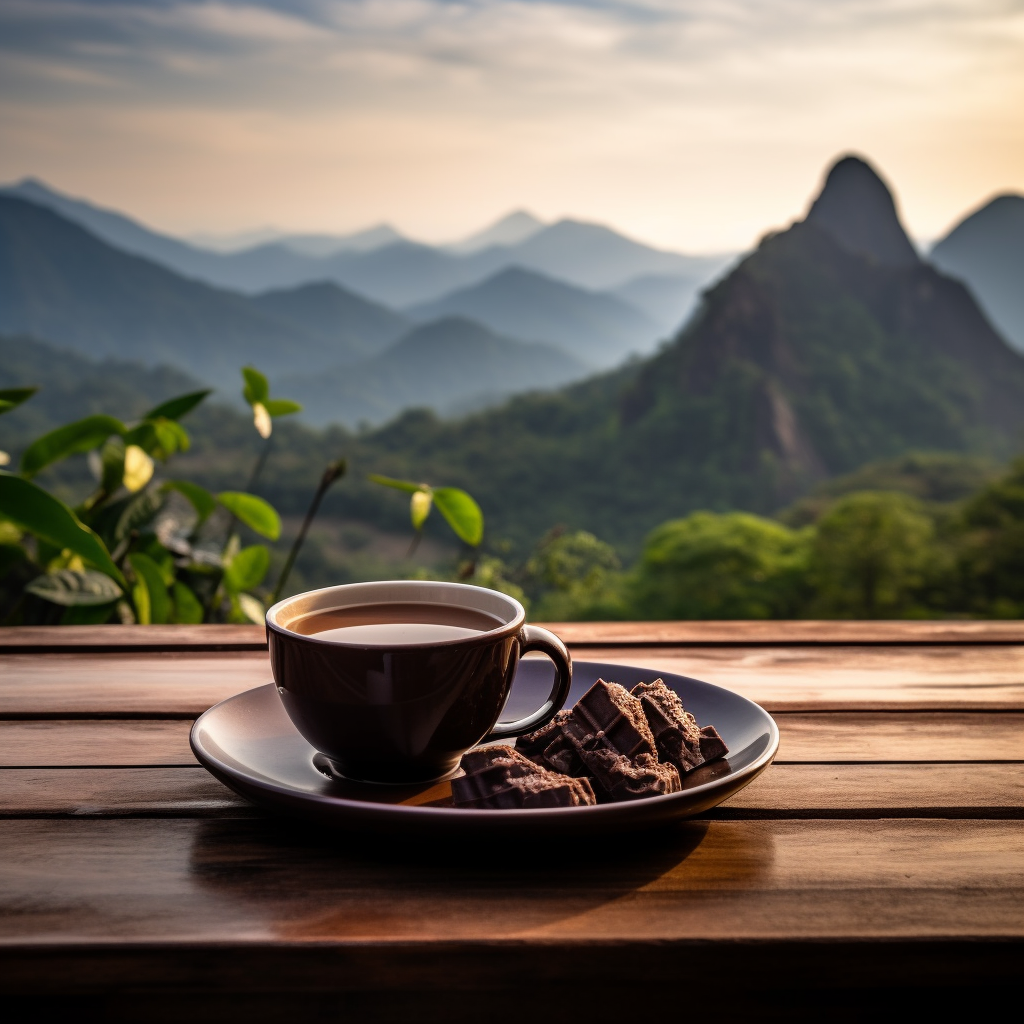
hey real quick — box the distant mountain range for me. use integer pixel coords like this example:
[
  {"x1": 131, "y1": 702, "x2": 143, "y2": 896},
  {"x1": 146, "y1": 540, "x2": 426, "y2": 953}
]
[
  {"x1": 281, "y1": 317, "x2": 588, "y2": 427},
  {"x1": 931, "y1": 194, "x2": 1024, "y2": 354},
  {"x1": 408, "y1": 267, "x2": 662, "y2": 368},
  {"x1": 0, "y1": 178, "x2": 730, "y2": 309}
]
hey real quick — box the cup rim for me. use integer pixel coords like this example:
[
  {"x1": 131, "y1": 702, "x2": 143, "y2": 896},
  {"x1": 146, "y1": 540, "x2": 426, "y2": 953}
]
[{"x1": 266, "y1": 580, "x2": 526, "y2": 649}]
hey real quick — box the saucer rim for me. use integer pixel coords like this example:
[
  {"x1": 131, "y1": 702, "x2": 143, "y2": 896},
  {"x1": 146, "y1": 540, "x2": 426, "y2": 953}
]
[{"x1": 190, "y1": 660, "x2": 779, "y2": 826}]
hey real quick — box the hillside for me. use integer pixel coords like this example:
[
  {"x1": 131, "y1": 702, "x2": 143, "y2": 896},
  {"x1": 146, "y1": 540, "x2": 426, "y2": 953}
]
[
  {"x1": 251, "y1": 281, "x2": 410, "y2": 362},
  {"x1": 931, "y1": 194, "x2": 1024, "y2": 353},
  {"x1": 344, "y1": 157, "x2": 1024, "y2": 553},
  {"x1": 280, "y1": 317, "x2": 588, "y2": 427},
  {"x1": 408, "y1": 267, "x2": 661, "y2": 368},
  {"x1": 0, "y1": 197, "x2": 352, "y2": 390}
]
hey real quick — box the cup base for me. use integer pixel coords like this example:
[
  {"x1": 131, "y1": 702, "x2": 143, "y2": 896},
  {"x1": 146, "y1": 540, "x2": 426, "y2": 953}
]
[{"x1": 312, "y1": 751, "x2": 460, "y2": 788}]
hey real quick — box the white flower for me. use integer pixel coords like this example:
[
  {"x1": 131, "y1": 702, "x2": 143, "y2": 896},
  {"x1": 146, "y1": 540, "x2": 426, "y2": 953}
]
[
  {"x1": 253, "y1": 402, "x2": 272, "y2": 439},
  {"x1": 123, "y1": 445, "x2": 155, "y2": 492}
]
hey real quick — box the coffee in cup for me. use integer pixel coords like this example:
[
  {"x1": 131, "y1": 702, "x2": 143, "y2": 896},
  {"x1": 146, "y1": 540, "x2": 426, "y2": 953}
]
[{"x1": 266, "y1": 581, "x2": 572, "y2": 784}]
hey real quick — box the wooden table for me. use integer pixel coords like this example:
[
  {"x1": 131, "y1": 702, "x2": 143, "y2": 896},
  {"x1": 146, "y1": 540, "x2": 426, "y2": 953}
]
[{"x1": 2, "y1": 622, "x2": 1022, "y2": 1021}]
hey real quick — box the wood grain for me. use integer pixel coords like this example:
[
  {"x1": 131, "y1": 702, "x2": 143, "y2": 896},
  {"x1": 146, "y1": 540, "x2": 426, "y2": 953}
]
[
  {"x1": 1, "y1": 714, "x2": 1020, "y2": 768},
  {"x1": 4, "y1": 645, "x2": 1024, "y2": 716},
  {"x1": 5, "y1": 620, "x2": 1023, "y2": 650},
  {"x1": 0, "y1": 818, "x2": 1020, "y2": 945},
  {"x1": 0, "y1": 721, "x2": 195, "y2": 766},
  {"x1": 2, "y1": 763, "x2": 1020, "y2": 818},
  {"x1": 774, "y1": 712, "x2": 1024, "y2": 762},
  {"x1": 576, "y1": 644, "x2": 1024, "y2": 710}
]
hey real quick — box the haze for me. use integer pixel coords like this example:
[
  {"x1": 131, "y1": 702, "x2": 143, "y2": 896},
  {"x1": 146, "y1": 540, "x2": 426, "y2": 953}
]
[{"x1": 1, "y1": 0, "x2": 1022, "y2": 251}]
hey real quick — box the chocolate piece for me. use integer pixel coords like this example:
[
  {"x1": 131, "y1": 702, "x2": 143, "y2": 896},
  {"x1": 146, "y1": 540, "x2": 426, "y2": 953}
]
[
  {"x1": 451, "y1": 744, "x2": 596, "y2": 809},
  {"x1": 698, "y1": 724, "x2": 729, "y2": 763},
  {"x1": 516, "y1": 710, "x2": 587, "y2": 777},
  {"x1": 570, "y1": 680, "x2": 658, "y2": 761},
  {"x1": 631, "y1": 678, "x2": 705, "y2": 772},
  {"x1": 561, "y1": 680, "x2": 679, "y2": 801}
]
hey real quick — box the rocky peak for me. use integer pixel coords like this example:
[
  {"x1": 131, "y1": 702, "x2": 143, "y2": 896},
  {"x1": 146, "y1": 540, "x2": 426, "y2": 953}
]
[{"x1": 806, "y1": 155, "x2": 920, "y2": 268}]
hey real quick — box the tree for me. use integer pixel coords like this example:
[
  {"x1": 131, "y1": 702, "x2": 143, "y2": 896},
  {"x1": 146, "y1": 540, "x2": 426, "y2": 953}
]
[
  {"x1": 627, "y1": 512, "x2": 812, "y2": 620},
  {"x1": 809, "y1": 492, "x2": 936, "y2": 617}
]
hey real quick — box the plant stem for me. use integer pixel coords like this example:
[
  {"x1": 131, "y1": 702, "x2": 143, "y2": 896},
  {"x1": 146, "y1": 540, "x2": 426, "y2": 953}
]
[{"x1": 271, "y1": 459, "x2": 346, "y2": 606}]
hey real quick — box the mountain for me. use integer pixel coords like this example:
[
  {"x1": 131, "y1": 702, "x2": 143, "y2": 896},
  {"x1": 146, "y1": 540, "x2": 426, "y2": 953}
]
[
  {"x1": 805, "y1": 155, "x2": 921, "y2": 267},
  {"x1": 407, "y1": 267, "x2": 661, "y2": 368},
  {"x1": 930, "y1": 194, "x2": 1024, "y2": 354},
  {"x1": 0, "y1": 196, "x2": 357, "y2": 389},
  {"x1": 280, "y1": 317, "x2": 588, "y2": 427},
  {"x1": 612, "y1": 271, "x2": 725, "y2": 336},
  {"x1": 251, "y1": 282, "x2": 410, "y2": 362},
  {"x1": 346, "y1": 156, "x2": 1024, "y2": 554},
  {"x1": 2, "y1": 178, "x2": 728, "y2": 306},
  {"x1": 445, "y1": 211, "x2": 546, "y2": 253}
]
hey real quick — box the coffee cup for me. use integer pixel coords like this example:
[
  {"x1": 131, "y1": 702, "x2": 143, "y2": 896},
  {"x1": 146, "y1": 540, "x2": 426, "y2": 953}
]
[{"x1": 266, "y1": 580, "x2": 572, "y2": 784}]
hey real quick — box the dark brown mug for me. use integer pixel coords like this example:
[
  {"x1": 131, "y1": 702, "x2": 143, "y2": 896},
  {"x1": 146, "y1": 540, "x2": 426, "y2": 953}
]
[{"x1": 266, "y1": 580, "x2": 572, "y2": 784}]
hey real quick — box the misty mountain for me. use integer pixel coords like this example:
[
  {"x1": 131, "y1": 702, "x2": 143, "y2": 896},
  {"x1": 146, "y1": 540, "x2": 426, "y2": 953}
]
[
  {"x1": 251, "y1": 282, "x2": 410, "y2": 362},
  {"x1": 280, "y1": 316, "x2": 588, "y2": 427},
  {"x1": 347, "y1": 156, "x2": 1024, "y2": 553},
  {"x1": 3, "y1": 177, "x2": 730, "y2": 309},
  {"x1": 407, "y1": 267, "x2": 661, "y2": 368},
  {"x1": 444, "y1": 211, "x2": 546, "y2": 253},
  {"x1": 930, "y1": 194, "x2": 1024, "y2": 354},
  {"x1": 0, "y1": 197, "x2": 365, "y2": 389},
  {"x1": 612, "y1": 272, "x2": 720, "y2": 336}
]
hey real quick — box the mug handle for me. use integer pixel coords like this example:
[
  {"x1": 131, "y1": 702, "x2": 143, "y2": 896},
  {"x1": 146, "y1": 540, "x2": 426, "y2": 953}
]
[{"x1": 484, "y1": 624, "x2": 573, "y2": 741}]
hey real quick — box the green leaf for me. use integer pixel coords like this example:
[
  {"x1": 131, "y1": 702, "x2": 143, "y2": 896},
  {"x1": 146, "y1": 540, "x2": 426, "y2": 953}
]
[
  {"x1": 20, "y1": 415, "x2": 125, "y2": 477},
  {"x1": 141, "y1": 390, "x2": 211, "y2": 422},
  {"x1": 237, "y1": 593, "x2": 266, "y2": 625},
  {"x1": 124, "y1": 418, "x2": 189, "y2": 459},
  {"x1": 171, "y1": 581, "x2": 204, "y2": 624},
  {"x1": 114, "y1": 487, "x2": 164, "y2": 542},
  {"x1": 263, "y1": 398, "x2": 302, "y2": 417},
  {"x1": 432, "y1": 488, "x2": 484, "y2": 546},
  {"x1": 242, "y1": 367, "x2": 269, "y2": 406},
  {"x1": 100, "y1": 435, "x2": 126, "y2": 495},
  {"x1": 128, "y1": 552, "x2": 170, "y2": 625},
  {"x1": 217, "y1": 492, "x2": 281, "y2": 540},
  {"x1": 0, "y1": 473, "x2": 125, "y2": 585},
  {"x1": 224, "y1": 544, "x2": 270, "y2": 593},
  {"x1": 26, "y1": 569, "x2": 123, "y2": 607},
  {"x1": 368, "y1": 474, "x2": 424, "y2": 494},
  {"x1": 163, "y1": 480, "x2": 217, "y2": 522},
  {"x1": 410, "y1": 489, "x2": 433, "y2": 531},
  {"x1": 0, "y1": 387, "x2": 38, "y2": 417},
  {"x1": 61, "y1": 602, "x2": 117, "y2": 625}
]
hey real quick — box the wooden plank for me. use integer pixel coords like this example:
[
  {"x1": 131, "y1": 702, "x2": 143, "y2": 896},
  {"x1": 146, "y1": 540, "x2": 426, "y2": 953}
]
[
  {"x1": 1, "y1": 763, "x2": 1020, "y2": 819},
  {"x1": 548, "y1": 620, "x2": 1024, "y2": 646},
  {"x1": 576, "y1": 644, "x2": 1024, "y2": 710},
  {"x1": 0, "y1": 625, "x2": 266, "y2": 652},
  {"x1": 0, "y1": 652, "x2": 273, "y2": 717},
  {"x1": 4, "y1": 620, "x2": 1024, "y2": 652},
  {"x1": 2, "y1": 714, "x2": 1019, "y2": 768},
  {"x1": 0, "y1": 721, "x2": 195, "y2": 767},
  {"x1": 0, "y1": 818, "x2": 1020, "y2": 945},
  {"x1": 775, "y1": 712, "x2": 1024, "y2": 763},
  {"x1": 4, "y1": 645, "x2": 1024, "y2": 716}
]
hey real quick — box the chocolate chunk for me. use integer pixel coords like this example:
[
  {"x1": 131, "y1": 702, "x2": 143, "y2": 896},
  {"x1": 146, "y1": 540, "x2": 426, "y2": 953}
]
[
  {"x1": 516, "y1": 710, "x2": 587, "y2": 777},
  {"x1": 698, "y1": 724, "x2": 729, "y2": 763},
  {"x1": 451, "y1": 744, "x2": 596, "y2": 809},
  {"x1": 631, "y1": 678, "x2": 706, "y2": 772},
  {"x1": 569, "y1": 679, "x2": 658, "y2": 760},
  {"x1": 560, "y1": 680, "x2": 679, "y2": 801}
]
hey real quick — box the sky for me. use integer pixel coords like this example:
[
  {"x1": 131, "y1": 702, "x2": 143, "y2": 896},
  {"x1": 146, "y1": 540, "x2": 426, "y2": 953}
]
[{"x1": 1, "y1": 0, "x2": 1022, "y2": 251}]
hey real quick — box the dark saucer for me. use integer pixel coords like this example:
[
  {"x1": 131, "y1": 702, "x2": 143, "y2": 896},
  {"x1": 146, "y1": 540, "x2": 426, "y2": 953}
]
[{"x1": 190, "y1": 660, "x2": 779, "y2": 836}]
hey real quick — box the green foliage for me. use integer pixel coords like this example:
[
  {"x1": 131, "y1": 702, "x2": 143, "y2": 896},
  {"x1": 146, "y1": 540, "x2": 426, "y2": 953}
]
[
  {"x1": 25, "y1": 568, "x2": 122, "y2": 607},
  {"x1": 241, "y1": 366, "x2": 301, "y2": 439},
  {"x1": 523, "y1": 529, "x2": 625, "y2": 620},
  {"x1": 224, "y1": 545, "x2": 271, "y2": 594},
  {"x1": 128, "y1": 552, "x2": 171, "y2": 625},
  {"x1": 627, "y1": 512, "x2": 812, "y2": 620},
  {"x1": 369, "y1": 475, "x2": 485, "y2": 548},
  {"x1": 808, "y1": 493, "x2": 936, "y2": 617},
  {"x1": 0, "y1": 387, "x2": 38, "y2": 416},
  {"x1": 216, "y1": 492, "x2": 281, "y2": 540},
  {"x1": 20, "y1": 415, "x2": 126, "y2": 478}
]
